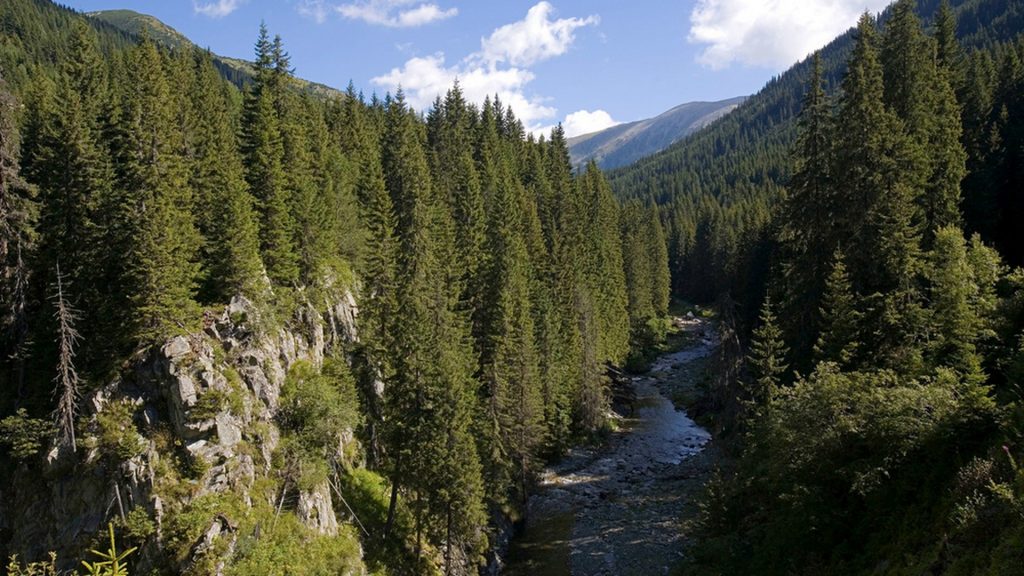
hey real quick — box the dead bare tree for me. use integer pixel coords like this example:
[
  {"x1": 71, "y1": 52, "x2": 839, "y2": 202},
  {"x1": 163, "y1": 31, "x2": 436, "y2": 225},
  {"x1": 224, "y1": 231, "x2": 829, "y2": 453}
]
[{"x1": 52, "y1": 262, "x2": 82, "y2": 452}]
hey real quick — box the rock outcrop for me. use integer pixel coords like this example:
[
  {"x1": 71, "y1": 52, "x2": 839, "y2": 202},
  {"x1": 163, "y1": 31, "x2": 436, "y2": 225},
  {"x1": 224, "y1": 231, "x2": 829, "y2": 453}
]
[{"x1": 3, "y1": 292, "x2": 364, "y2": 573}]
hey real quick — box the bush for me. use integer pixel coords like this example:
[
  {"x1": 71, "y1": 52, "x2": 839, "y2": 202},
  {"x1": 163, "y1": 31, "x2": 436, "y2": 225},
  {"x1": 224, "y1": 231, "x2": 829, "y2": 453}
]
[
  {"x1": 93, "y1": 401, "x2": 146, "y2": 463},
  {"x1": 277, "y1": 360, "x2": 360, "y2": 451},
  {"x1": 692, "y1": 363, "x2": 999, "y2": 574},
  {"x1": 229, "y1": 519, "x2": 363, "y2": 576},
  {"x1": 0, "y1": 409, "x2": 54, "y2": 461}
]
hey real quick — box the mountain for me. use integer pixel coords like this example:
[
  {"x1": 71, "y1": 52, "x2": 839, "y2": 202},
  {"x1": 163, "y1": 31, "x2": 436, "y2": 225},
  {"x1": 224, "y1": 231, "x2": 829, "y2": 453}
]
[
  {"x1": 86, "y1": 9, "x2": 344, "y2": 98},
  {"x1": 568, "y1": 97, "x2": 746, "y2": 170},
  {"x1": 608, "y1": 0, "x2": 1023, "y2": 206},
  {"x1": 606, "y1": 0, "x2": 1024, "y2": 318}
]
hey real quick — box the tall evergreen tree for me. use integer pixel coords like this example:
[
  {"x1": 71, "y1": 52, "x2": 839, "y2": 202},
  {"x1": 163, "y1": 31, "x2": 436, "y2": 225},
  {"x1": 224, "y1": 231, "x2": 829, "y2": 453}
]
[
  {"x1": 479, "y1": 143, "x2": 543, "y2": 508},
  {"x1": 927, "y1": 226, "x2": 985, "y2": 383},
  {"x1": 580, "y1": 162, "x2": 630, "y2": 365},
  {"x1": 747, "y1": 296, "x2": 788, "y2": 408},
  {"x1": 32, "y1": 22, "x2": 110, "y2": 349},
  {"x1": 380, "y1": 93, "x2": 485, "y2": 565},
  {"x1": 835, "y1": 13, "x2": 924, "y2": 373},
  {"x1": 119, "y1": 39, "x2": 201, "y2": 340},
  {"x1": 240, "y1": 25, "x2": 298, "y2": 286},
  {"x1": 648, "y1": 205, "x2": 671, "y2": 318},
  {"x1": 813, "y1": 250, "x2": 862, "y2": 368},
  {"x1": 0, "y1": 76, "x2": 35, "y2": 409},
  {"x1": 882, "y1": 0, "x2": 966, "y2": 245},
  {"x1": 189, "y1": 50, "x2": 265, "y2": 301},
  {"x1": 778, "y1": 52, "x2": 836, "y2": 361}
]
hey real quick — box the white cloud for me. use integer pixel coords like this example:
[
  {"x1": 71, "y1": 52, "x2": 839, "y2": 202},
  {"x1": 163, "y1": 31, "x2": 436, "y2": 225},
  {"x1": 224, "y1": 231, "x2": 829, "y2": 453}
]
[
  {"x1": 372, "y1": 54, "x2": 556, "y2": 129},
  {"x1": 478, "y1": 1, "x2": 599, "y2": 67},
  {"x1": 194, "y1": 0, "x2": 245, "y2": 18},
  {"x1": 297, "y1": 0, "x2": 330, "y2": 24},
  {"x1": 562, "y1": 109, "x2": 619, "y2": 138},
  {"x1": 335, "y1": 0, "x2": 457, "y2": 27},
  {"x1": 688, "y1": 0, "x2": 890, "y2": 69},
  {"x1": 372, "y1": 2, "x2": 598, "y2": 134}
]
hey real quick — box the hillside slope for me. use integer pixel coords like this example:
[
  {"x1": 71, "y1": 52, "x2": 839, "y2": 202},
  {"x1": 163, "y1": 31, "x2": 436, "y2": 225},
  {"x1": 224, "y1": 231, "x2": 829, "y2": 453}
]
[
  {"x1": 567, "y1": 97, "x2": 745, "y2": 170},
  {"x1": 87, "y1": 9, "x2": 344, "y2": 98},
  {"x1": 608, "y1": 0, "x2": 1023, "y2": 205}
]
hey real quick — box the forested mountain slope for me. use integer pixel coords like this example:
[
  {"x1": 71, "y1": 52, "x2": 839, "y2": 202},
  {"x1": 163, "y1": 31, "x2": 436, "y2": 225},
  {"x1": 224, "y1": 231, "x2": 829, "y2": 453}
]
[
  {"x1": 609, "y1": 0, "x2": 1024, "y2": 320},
  {"x1": 567, "y1": 96, "x2": 745, "y2": 170},
  {"x1": 87, "y1": 9, "x2": 344, "y2": 98},
  {"x1": 677, "y1": 0, "x2": 1024, "y2": 573},
  {"x1": 0, "y1": 1, "x2": 673, "y2": 574}
]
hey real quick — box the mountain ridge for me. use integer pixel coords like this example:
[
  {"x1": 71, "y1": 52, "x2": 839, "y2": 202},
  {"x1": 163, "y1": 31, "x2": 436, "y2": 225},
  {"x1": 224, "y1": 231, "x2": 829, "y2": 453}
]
[
  {"x1": 568, "y1": 96, "x2": 746, "y2": 170},
  {"x1": 86, "y1": 8, "x2": 345, "y2": 99}
]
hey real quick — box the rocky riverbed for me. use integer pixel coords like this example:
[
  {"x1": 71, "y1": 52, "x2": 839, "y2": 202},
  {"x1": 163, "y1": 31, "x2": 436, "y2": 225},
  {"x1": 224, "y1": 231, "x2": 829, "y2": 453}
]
[{"x1": 503, "y1": 317, "x2": 719, "y2": 576}]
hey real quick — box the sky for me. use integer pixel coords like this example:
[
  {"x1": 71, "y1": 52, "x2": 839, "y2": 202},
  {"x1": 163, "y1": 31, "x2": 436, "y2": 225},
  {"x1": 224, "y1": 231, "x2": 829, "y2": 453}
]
[{"x1": 61, "y1": 0, "x2": 892, "y2": 136}]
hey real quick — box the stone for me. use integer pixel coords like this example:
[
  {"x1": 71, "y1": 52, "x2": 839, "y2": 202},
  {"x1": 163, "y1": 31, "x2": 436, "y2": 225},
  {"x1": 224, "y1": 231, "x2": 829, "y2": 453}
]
[
  {"x1": 215, "y1": 413, "x2": 243, "y2": 448},
  {"x1": 163, "y1": 336, "x2": 191, "y2": 360},
  {"x1": 297, "y1": 481, "x2": 339, "y2": 536}
]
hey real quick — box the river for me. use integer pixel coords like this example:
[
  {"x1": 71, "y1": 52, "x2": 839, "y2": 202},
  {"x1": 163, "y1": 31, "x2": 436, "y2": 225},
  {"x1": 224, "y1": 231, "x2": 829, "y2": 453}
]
[{"x1": 502, "y1": 317, "x2": 719, "y2": 575}]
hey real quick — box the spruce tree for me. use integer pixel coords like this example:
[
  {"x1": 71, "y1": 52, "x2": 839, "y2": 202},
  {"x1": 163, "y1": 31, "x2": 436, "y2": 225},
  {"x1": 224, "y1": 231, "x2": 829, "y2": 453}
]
[
  {"x1": 522, "y1": 141, "x2": 572, "y2": 452},
  {"x1": 835, "y1": 13, "x2": 924, "y2": 373},
  {"x1": 240, "y1": 26, "x2": 298, "y2": 286},
  {"x1": 580, "y1": 162, "x2": 630, "y2": 365},
  {"x1": 621, "y1": 200, "x2": 655, "y2": 329},
  {"x1": 32, "y1": 22, "x2": 110, "y2": 354},
  {"x1": 0, "y1": 77, "x2": 35, "y2": 408},
  {"x1": 881, "y1": 0, "x2": 966, "y2": 245},
  {"x1": 813, "y1": 250, "x2": 862, "y2": 368},
  {"x1": 380, "y1": 93, "x2": 485, "y2": 562},
  {"x1": 648, "y1": 204, "x2": 671, "y2": 318},
  {"x1": 934, "y1": 0, "x2": 963, "y2": 90},
  {"x1": 927, "y1": 226, "x2": 985, "y2": 384},
  {"x1": 354, "y1": 116, "x2": 396, "y2": 466},
  {"x1": 189, "y1": 50, "x2": 265, "y2": 301},
  {"x1": 778, "y1": 52, "x2": 835, "y2": 362},
  {"x1": 119, "y1": 38, "x2": 201, "y2": 341},
  {"x1": 479, "y1": 143, "x2": 543, "y2": 508},
  {"x1": 747, "y1": 296, "x2": 788, "y2": 407}
]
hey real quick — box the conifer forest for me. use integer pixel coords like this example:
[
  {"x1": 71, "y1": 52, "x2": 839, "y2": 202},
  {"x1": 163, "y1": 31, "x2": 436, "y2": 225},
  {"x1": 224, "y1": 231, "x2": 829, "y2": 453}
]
[{"x1": 1, "y1": 0, "x2": 1024, "y2": 574}]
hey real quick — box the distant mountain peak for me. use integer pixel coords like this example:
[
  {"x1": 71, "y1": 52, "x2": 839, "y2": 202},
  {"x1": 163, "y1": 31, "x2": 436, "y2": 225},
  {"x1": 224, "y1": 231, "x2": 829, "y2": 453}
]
[{"x1": 567, "y1": 96, "x2": 746, "y2": 170}]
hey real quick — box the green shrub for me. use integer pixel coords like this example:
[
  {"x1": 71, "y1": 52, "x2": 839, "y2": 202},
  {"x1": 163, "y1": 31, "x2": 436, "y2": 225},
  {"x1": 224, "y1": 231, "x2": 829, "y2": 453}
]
[
  {"x1": 94, "y1": 401, "x2": 146, "y2": 463},
  {"x1": 119, "y1": 507, "x2": 156, "y2": 545},
  {"x1": 6, "y1": 553, "x2": 59, "y2": 576},
  {"x1": 277, "y1": 360, "x2": 360, "y2": 450},
  {"x1": 0, "y1": 409, "x2": 54, "y2": 461},
  {"x1": 190, "y1": 389, "x2": 228, "y2": 422},
  {"x1": 228, "y1": 519, "x2": 363, "y2": 576}
]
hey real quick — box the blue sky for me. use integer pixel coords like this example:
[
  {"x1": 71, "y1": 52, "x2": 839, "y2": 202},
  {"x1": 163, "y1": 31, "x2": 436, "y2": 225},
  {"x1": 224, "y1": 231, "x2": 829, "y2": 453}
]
[{"x1": 62, "y1": 0, "x2": 890, "y2": 136}]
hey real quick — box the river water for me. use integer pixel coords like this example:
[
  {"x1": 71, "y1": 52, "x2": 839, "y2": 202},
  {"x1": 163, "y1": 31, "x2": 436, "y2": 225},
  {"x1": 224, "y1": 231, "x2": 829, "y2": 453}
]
[{"x1": 502, "y1": 318, "x2": 718, "y2": 575}]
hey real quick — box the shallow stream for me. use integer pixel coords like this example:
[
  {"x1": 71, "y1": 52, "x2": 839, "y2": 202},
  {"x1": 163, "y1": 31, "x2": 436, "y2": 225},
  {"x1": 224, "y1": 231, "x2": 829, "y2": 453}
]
[{"x1": 502, "y1": 318, "x2": 718, "y2": 575}]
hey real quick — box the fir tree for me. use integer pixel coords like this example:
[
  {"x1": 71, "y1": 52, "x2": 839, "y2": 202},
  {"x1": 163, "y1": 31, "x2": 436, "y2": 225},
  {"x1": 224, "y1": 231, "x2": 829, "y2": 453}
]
[
  {"x1": 836, "y1": 13, "x2": 924, "y2": 373},
  {"x1": 934, "y1": 0, "x2": 963, "y2": 89},
  {"x1": 813, "y1": 250, "x2": 862, "y2": 368},
  {"x1": 648, "y1": 205, "x2": 671, "y2": 318},
  {"x1": 747, "y1": 296, "x2": 788, "y2": 407},
  {"x1": 479, "y1": 143, "x2": 543, "y2": 507},
  {"x1": 580, "y1": 162, "x2": 630, "y2": 365},
  {"x1": 240, "y1": 26, "x2": 298, "y2": 286},
  {"x1": 927, "y1": 226, "x2": 985, "y2": 383},
  {"x1": 380, "y1": 93, "x2": 485, "y2": 562},
  {"x1": 0, "y1": 76, "x2": 35, "y2": 408},
  {"x1": 354, "y1": 118, "x2": 396, "y2": 466},
  {"x1": 119, "y1": 38, "x2": 201, "y2": 341},
  {"x1": 778, "y1": 52, "x2": 836, "y2": 362},
  {"x1": 189, "y1": 50, "x2": 265, "y2": 301}
]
